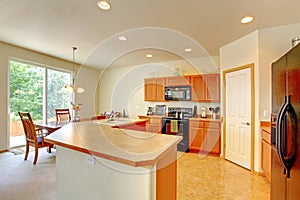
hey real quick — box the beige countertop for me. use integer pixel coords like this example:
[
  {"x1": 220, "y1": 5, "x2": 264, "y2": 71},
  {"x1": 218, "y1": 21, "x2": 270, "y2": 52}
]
[
  {"x1": 189, "y1": 117, "x2": 223, "y2": 123},
  {"x1": 139, "y1": 115, "x2": 223, "y2": 123},
  {"x1": 45, "y1": 120, "x2": 182, "y2": 167},
  {"x1": 260, "y1": 121, "x2": 271, "y2": 133}
]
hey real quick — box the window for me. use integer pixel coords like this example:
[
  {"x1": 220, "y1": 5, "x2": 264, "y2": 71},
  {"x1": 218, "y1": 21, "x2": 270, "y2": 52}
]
[{"x1": 9, "y1": 60, "x2": 71, "y2": 147}]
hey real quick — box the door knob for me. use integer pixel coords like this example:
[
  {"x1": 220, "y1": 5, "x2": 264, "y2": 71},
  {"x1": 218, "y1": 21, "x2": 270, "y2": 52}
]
[{"x1": 242, "y1": 122, "x2": 250, "y2": 125}]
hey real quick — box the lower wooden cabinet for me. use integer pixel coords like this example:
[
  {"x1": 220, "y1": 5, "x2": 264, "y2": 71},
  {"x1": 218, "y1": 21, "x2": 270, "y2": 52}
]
[
  {"x1": 261, "y1": 129, "x2": 271, "y2": 182},
  {"x1": 189, "y1": 119, "x2": 221, "y2": 155},
  {"x1": 138, "y1": 115, "x2": 162, "y2": 133}
]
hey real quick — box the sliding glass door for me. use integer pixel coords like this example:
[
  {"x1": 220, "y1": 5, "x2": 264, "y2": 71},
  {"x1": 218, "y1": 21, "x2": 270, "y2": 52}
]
[
  {"x1": 47, "y1": 69, "x2": 72, "y2": 121},
  {"x1": 9, "y1": 60, "x2": 71, "y2": 147}
]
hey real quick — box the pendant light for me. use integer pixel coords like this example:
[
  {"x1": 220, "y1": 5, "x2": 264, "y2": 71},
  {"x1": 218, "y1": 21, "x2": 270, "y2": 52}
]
[{"x1": 62, "y1": 47, "x2": 85, "y2": 93}]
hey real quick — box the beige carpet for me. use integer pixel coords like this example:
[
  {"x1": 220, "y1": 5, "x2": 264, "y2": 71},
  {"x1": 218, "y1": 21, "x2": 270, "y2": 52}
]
[
  {"x1": 0, "y1": 147, "x2": 56, "y2": 200},
  {"x1": 0, "y1": 149, "x2": 270, "y2": 200},
  {"x1": 9, "y1": 146, "x2": 34, "y2": 155}
]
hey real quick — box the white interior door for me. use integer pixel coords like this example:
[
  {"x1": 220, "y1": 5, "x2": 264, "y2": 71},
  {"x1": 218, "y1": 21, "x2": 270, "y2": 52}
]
[{"x1": 225, "y1": 68, "x2": 251, "y2": 169}]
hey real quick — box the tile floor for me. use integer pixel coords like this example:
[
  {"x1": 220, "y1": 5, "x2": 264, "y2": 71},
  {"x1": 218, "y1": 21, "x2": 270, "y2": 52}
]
[{"x1": 177, "y1": 153, "x2": 270, "y2": 200}]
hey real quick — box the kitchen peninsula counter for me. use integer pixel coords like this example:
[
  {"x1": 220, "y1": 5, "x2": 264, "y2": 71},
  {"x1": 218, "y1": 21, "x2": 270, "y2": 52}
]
[
  {"x1": 45, "y1": 120, "x2": 181, "y2": 200},
  {"x1": 189, "y1": 116, "x2": 223, "y2": 123}
]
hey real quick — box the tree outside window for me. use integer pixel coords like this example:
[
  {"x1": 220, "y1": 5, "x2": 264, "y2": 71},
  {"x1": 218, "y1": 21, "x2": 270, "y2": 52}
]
[{"x1": 9, "y1": 60, "x2": 71, "y2": 139}]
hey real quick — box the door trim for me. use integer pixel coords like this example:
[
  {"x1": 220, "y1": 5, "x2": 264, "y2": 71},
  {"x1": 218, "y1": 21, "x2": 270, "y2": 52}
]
[{"x1": 222, "y1": 63, "x2": 255, "y2": 171}]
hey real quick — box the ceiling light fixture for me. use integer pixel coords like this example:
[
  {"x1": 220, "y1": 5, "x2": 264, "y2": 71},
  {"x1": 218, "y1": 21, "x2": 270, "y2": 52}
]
[
  {"x1": 240, "y1": 16, "x2": 254, "y2": 24},
  {"x1": 185, "y1": 48, "x2": 192, "y2": 52},
  {"x1": 97, "y1": 1, "x2": 111, "y2": 10},
  {"x1": 62, "y1": 47, "x2": 85, "y2": 93},
  {"x1": 145, "y1": 53, "x2": 153, "y2": 58},
  {"x1": 118, "y1": 36, "x2": 127, "y2": 41}
]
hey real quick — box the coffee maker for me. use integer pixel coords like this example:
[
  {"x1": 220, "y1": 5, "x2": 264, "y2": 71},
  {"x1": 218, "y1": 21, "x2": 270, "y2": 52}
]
[
  {"x1": 147, "y1": 107, "x2": 154, "y2": 115},
  {"x1": 201, "y1": 106, "x2": 207, "y2": 118}
]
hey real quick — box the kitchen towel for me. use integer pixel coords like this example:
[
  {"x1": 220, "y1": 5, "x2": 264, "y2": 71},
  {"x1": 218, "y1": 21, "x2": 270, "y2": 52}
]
[{"x1": 170, "y1": 120, "x2": 178, "y2": 133}]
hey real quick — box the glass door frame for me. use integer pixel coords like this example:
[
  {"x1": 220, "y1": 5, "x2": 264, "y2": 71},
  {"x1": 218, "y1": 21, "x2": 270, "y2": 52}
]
[{"x1": 8, "y1": 58, "x2": 73, "y2": 147}]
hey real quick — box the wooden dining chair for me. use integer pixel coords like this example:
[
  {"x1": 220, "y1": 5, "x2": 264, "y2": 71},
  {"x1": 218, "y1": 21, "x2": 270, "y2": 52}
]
[
  {"x1": 18, "y1": 112, "x2": 53, "y2": 165},
  {"x1": 55, "y1": 108, "x2": 71, "y2": 122}
]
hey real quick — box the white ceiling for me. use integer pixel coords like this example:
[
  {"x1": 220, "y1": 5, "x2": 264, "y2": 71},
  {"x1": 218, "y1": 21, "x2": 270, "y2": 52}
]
[{"x1": 1, "y1": 0, "x2": 300, "y2": 69}]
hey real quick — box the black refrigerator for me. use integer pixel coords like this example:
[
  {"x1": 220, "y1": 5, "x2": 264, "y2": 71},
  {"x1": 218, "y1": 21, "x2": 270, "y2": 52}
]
[{"x1": 271, "y1": 43, "x2": 300, "y2": 199}]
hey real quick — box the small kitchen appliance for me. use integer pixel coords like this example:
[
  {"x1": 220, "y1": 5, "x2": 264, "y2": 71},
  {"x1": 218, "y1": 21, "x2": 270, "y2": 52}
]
[
  {"x1": 165, "y1": 86, "x2": 191, "y2": 101},
  {"x1": 155, "y1": 105, "x2": 166, "y2": 116},
  {"x1": 201, "y1": 106, "x2": 207, "y2": 118},
  {"x1": 146, "y1": 107, "x2": 154, "y2": 115}
]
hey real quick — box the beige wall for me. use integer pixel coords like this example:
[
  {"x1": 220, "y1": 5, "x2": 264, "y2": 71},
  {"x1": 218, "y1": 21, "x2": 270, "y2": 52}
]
[
  {"x1": 220, "y1": 23, "x2": 300, "y2": 172},
  {"x1": 0, "y1": 42, "x2": 100, "y2": 151},
  {"x1": 220, "y1": 31, "x2": 260, "y2": 171}
]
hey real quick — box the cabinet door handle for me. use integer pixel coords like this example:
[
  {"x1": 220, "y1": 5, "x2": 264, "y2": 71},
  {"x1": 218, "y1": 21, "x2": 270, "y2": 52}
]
[{"x1": 242, "y1": 122, "x2": 250, "y2": 126}]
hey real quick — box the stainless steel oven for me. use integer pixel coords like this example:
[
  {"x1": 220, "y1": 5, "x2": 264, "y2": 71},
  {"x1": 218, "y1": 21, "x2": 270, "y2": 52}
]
[{"x1": 161, "y1": 107, "x2": 192, "y2": 152}]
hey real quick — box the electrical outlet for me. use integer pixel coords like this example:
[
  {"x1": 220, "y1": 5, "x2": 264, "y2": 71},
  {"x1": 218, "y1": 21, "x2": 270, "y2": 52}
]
[
  {"x1": 263, "y1": 110, "x2": 269, "y2": 118},
  {"x1": 85, "y1": 155, "x2": 95, "y2": 165}
]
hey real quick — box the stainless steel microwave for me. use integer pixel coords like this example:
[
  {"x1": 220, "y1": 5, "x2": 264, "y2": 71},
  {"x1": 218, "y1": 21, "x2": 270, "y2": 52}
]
[{"x1": 165, "y1": 86, "x2": 191, "y2": 101}]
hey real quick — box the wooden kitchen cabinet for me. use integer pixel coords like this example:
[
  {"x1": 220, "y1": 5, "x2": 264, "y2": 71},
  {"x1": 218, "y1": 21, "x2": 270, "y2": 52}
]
[
  {"x1": 190, "y1": 74, "x2": 220, "y2": 102},
  {"x1": 261, "y1": 128, "x2": 271, "y2": 182},
  {"x1": 189, "y1": 121, "x2": 205, "y2": 150},
  {"x1": 138, "y1": 115, "x2": 162, "y2": 133},
  {"x1": 206, "y1": 74, "x2": 220, "y2": 102},
  {"x1": 203, "y1": 122, "x2": 220, "y2": 154},
  {"x1": 144, "y1": 77, "x2": 165, "y2": 101},
  {"x1": 191, "y1": 75, "x2": 206, "y2": 101},
  {"x1": 148, "y1": 117, "x2": 162, "y2": 133},
  {"x1": 165, "y1": 76, "x2": 190, "y2": 86},
  {"x1": 189, "y1": 119, "x2": 221, "y2": 155}
]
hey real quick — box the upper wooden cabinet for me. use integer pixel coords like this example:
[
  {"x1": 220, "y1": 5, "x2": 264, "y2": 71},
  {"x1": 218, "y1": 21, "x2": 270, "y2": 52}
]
[
  {"x1": 191, "y1": 74, "x2": 220, "y2": 102},
  {"x1": 165, "y1": 76, "x2": 191, "y2": 86},
  {"x1": 144, "y1": 74, "x2": 220, "y2": 102},
  {"x1": 206, "y1": 74, "x2": 220, "y2": 102},
  {"x1": 191, "y1": 75, "x2": 207, "y2": 101},
  {"x1": 144, "y1": 77, "x2": 165, "y2": 101}
]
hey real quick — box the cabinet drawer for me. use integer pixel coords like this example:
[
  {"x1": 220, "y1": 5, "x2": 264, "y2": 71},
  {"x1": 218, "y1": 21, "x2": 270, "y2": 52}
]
[
  {"x1": 262, "y1": 130, "x2": 271, "y2": 144},
  {"x1": 204, "y1": 122, "x2": 220, "y2": 129},
  {"x1": 189, "y1": 120, "x2": 204, "y2": 128}
]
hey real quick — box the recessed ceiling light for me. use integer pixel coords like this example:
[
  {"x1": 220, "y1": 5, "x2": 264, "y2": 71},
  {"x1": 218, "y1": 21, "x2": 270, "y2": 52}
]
[
  {"x1": 97, "y1": 1, "x2": 111, "y2": 10},
  {"x1": 118, "y1": 36, "x2": 127, "y2": 41},
  {"x1": 240, "y1": 16, "x2": 254, "y2": 24},
  {"x1": 145, "y1": 53, "x2": 153, "y2": 58},
  {"x1": 185, "y1": 48, "x2": 192, "y2": 52}
]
